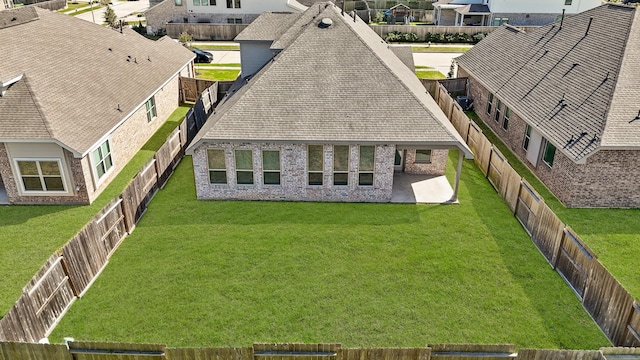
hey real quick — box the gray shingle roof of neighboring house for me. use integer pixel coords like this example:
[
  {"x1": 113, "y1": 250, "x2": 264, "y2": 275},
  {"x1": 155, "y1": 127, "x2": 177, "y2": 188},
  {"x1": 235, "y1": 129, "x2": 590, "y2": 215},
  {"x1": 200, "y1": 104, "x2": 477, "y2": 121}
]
[
  {"x1": 456, "y1": 3, "x2": 640, "y2": 163},
  {"x1": 234, "y1": 12, "x2": 301, "y2": 42},
  {"x1": 189, "y1": 2, "x2": 472, "y2": 157},
  {"x1": 0, "y1": 7, "x2": 194, "y2": 156}
]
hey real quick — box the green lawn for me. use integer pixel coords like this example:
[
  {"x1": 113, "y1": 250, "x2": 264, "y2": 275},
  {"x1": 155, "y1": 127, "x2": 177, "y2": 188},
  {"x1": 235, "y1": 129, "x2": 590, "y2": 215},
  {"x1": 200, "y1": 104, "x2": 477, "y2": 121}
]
[
  {"x1": 416, "y1": 70, "x2": 446, "y2": 80},
  {"x1": 0, "y1": 106, "x2": 190, "y2": 316},
  {"x1": 196, "y1": 69, "x2": 240, "y2": 81},
  {"x1": 69, "y1": 5, "x2": 104, "y2": 16},
  {"x1": 467, "y1": 112, "x2": 640, "y2": 300},
  {"x1": 57, "y1": 2, "x2": 89, "y2": 12},
  {"x1": 193, "y1": 44, "x2": 240, "y2": 51},
  {"x1": 196, "y1": 63, "x2": 241, "y2": 68},
  {"x1": 50, "y1": 153, "x2": 609, "y2": 349}
]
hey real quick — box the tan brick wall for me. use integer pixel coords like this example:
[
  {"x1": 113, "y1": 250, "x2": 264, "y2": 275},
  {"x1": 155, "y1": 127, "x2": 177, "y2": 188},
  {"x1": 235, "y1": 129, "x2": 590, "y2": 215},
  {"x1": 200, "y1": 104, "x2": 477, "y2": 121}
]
[
  {"x1": 461, "y1": 68, "x2": 640, "y2": 208},
  {"x1": 192, "y1": 142, "x2": 396, "y2": 202},
  {"x1": 403, "y1": 148, "x2": 448, "y2": 175},
  {"x1": 85, "y1": 74, "x2": 181, "y2": 203}
]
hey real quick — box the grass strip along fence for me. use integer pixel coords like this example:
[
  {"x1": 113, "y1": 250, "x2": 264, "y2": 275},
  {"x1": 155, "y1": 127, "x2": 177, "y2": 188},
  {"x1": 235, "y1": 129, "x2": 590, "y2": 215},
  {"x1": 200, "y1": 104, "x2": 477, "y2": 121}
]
[
  {"x1": 433, "y1": 82, "x2": 640, "y2": 348},
  {"x1": 1, "y1": 342, "x2": 640, "y2": 360},
  {"x1": 0, "y1": 84, "x2": 218, "y2": 344}
]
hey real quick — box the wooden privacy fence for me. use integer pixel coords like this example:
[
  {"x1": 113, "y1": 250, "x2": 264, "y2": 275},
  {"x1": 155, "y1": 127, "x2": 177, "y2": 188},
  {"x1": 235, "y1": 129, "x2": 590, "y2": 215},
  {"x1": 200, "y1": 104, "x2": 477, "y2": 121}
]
[
  {"x1": 0, "y1": 87, "x2": 217, "y2": 343},
  {"x1": 4, "y1": 342, "x2": 640, "y2": 360},
  {"x1": 435, "y1": 83, "x2": 640, "y2": 347},
  {"x1": 179, "y1": 77, "x2": 217, "y2": 103}
]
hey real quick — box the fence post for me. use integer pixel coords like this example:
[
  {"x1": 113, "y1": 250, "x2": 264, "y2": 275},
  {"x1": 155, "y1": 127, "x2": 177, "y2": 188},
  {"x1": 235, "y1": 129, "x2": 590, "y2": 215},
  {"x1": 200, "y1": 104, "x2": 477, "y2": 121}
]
[
  {"x1": 553, "y1": 228, "x2": 567, "y2": 270},
  {"x1": 58, "y1": 254, "x2": 81, "y2": 297},
  {"x1": 486, "y1": 145, "x2": 494, "y2": 179}
]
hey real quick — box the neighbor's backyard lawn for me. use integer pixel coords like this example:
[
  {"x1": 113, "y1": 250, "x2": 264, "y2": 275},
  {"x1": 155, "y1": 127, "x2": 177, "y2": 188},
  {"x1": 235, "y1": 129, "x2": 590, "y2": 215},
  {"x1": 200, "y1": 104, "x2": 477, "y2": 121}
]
[
  {"x1": 0, "y1": 106, "x2": 190, "y2": 316},
  {"x1": 467, "y1": 112, "x2": 640, "y2": 300},
  {"x1": 50, "y1": 153, "x2": 609, "y2": 349},
  {"x1": 196, "y1": 68, "x2": 240, "y2": 81}
]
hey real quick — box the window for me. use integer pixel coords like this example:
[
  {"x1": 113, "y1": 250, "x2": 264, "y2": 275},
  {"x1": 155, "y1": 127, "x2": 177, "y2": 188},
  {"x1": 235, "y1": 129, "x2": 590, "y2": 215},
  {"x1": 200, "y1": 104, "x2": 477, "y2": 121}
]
[
  {"x1": 542, "y1": 141, "x2": 556, "y2": 167},
  {"x1": 308, "y1": 145, "x2": 323, "y2": 186},
  {"x1": 92, "y1": 140, "x2": 113, "y2": 180},
  {"x1": 16, "y1": 160, "x2": 65, "y2": 192},
  {"x1": 333, "y1": 145, "x2": 349, "y2": 186},
  {"x1": 235, "y1": 150, "x2": 253, "y2": 185},
  {"x1": 175, "y1": 0, "x2": 182, "y2": 5},
  {"x1": 503, "y1": 107, "x2": 511, "y2": 130},
  {"x1": 145, "y1": 96, "x2": 157, "y2": 122},
  {"x1": 358, "y1": 146, "x2": 375, "y2": 186},
  {"x1": 493, "y1": 17, "x2": 508, "y2": 26},
  {"x1": 415, "y1": 149, "x2": 432, "y2": 164},
  {"x1": 227, "y1": 18, "x2": 242, "y2": 24},
  {"x1": 565, "y1": 0, "x2": 572, "y2": 5},
  {"x1": 523, "y1": 125, "x2": 532, "y2": 151},
  {"x1": 193, "y1": 0, "x2": 214, "y2": 5},
  {"x1": 207, "y1": 149, "x2": 227, "y2": 184},
  {"x1": 226, "y1": 0, "x2": 240, "y2": 8},
  {"x1": 487, "y1": 93, "x2": 494, "y2": 114},
  {"x1": 494, "y1": 99, "x2": 502, "y2": 122},
  {"x1": 262, "y1": 150, "x2": 280, "y2": 185}
]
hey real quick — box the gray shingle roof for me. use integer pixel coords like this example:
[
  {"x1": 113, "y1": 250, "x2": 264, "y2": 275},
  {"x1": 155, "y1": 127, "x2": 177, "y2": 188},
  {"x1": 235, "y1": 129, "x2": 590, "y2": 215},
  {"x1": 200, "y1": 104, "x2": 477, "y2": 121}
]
[
  {"x1": 190, "y1": 2, "x2": 471, "y2": 157},
  {"x1": 456, "y1": 3, "x2": 640, "y2": 162},
  {"x1": 0, "y1": 7, "x2": 194, "y2": 156},
  {"x1": 234, "y1": 12, "x2": 301, "y2": 42}
]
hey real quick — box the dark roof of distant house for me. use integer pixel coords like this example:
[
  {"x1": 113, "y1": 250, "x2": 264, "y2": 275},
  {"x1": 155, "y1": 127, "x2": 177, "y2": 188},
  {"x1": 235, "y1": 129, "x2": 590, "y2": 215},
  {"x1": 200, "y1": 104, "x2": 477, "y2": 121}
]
[
  {"x1": 0, "y1": 7, "x2": 194, "y2": 156},
  {"x1": 456, "y1": 4, "x2": 490, "y2": 14},
  {"x1": 457, "y1": 3, "x2": 640, "y2": 162},
  {"x1": 189, "y1": 2, "x2": 471, "y2": 157}
]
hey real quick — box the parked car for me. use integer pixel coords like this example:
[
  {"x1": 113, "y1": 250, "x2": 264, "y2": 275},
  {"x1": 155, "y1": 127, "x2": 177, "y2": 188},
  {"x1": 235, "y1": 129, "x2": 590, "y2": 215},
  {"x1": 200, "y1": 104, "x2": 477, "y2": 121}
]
[{"x1": 192, "y1": 48, "x2": 213, "y2": 63}]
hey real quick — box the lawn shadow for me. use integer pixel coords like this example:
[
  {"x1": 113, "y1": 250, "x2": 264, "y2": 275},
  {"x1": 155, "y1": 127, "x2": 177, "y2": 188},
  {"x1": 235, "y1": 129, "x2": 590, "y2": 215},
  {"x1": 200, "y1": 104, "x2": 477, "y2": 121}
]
[{"x1": 458, "y1": 155, "x2": 610, "y2": 348}]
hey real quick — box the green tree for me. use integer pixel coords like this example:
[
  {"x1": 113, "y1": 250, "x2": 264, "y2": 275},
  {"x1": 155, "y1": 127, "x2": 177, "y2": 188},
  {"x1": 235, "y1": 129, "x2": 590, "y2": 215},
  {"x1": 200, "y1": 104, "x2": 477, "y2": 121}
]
[
  {"x1": 178, "y1": 32, "x2": 193, "y2": 48},
  {"x1": 104, "y1": 5, "x2": 118, "y2": 29}
]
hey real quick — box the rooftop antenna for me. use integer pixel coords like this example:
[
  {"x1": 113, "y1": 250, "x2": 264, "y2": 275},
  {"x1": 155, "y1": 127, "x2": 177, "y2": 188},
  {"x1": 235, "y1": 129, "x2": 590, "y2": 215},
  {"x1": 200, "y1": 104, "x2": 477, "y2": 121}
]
[
  {"x1": 585, "y1": 17, "x2": 593, "y2": 37},
  {"x1": 119, "y1": 19, "x2": 123, "y2": 34},
  {"x1": 560, "y1": 9, "x2": 565, "y2": 29},
  {"x1": 341, "y1": 0, "x2": 344, "y2": 16}
]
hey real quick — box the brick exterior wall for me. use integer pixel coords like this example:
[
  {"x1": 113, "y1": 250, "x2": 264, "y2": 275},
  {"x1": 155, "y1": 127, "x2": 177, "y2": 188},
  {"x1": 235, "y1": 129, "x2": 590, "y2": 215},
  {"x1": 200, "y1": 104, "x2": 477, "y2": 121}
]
[
  {"x1": 460, "y1": 67, "x2": 640, "y2": 208},
  {"x1": 192, "y1": 142, "x2": 448, "y2": 202},
  {"x1": 403, "y1": 149, "x2": 448, "y2": 175},
  {"x1": 145, "y1": 0, "x2": 188, "y2": 35},
  {"x1": 85, "y1": 74, "x2": 181, "y2": 203},
  {"x1": 491, "y1": 12, "x2": 559, "y2": 26}
]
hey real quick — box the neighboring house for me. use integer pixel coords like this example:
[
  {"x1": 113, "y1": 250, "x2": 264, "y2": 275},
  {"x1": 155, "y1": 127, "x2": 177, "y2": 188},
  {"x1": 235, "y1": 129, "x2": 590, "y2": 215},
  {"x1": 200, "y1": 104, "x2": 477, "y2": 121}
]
[
  {"x1": 186, "y1": 2, "x2": 473, "y2": 203},
  {"x1": 456, "y1": 3, "x2": 640, "y2": 208},
  {"x1": 145, "y1": 0, "x2": 309, "y2": 35},
  {"x1": 2, "y1": 0, "x2": 13, "y2": 10},
  {"x1": 0, "y1": 7, "x2": 194, "y2": 205},
  {"x1": 434, "y1": 0, "x2": 603, "y2": 26}
]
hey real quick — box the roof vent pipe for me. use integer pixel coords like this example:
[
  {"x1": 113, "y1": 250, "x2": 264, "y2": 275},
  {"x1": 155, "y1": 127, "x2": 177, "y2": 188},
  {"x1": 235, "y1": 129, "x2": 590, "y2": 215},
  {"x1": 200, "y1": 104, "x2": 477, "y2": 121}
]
[
  {"x1": 585, "y1": 17, "x2": 593, "y2": 36},
  {"x1": 319, "y1": 18, "x2": 333, "y2": 28},
  {"x1": 560, "y1": 9, "x2": 565, "y2": 29}
]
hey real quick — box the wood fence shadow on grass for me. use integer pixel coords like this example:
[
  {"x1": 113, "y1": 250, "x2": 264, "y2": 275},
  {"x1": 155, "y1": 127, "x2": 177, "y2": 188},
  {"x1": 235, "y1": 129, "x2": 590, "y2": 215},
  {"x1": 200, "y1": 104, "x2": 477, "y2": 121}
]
[
  {"x1": 433, "y1": 82, "x2": 640, "y2": 347},
  {"x1": 0, "y1": 83, "x2": 217, "y2": 343}
]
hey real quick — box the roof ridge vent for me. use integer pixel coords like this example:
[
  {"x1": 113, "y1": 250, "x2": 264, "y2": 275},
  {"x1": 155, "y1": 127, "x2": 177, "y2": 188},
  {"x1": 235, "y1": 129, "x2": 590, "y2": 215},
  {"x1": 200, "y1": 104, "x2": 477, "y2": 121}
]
[{"x1": 319, "y1": 17, "x2": 333, "y2": 28}]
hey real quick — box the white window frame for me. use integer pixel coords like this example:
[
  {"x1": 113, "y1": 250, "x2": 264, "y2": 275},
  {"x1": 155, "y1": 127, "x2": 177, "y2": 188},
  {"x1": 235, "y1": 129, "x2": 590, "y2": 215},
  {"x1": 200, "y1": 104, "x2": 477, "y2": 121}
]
[
  {"x1": 358, "y1": 145, "x2": 375, "y2": 187},
  {"x1": 207, "y1": 149, "x2": 227, "y2": 184},
  {"x1": 502, "y1": 107, "x2": 510, "y2": 130},
  {"x1": 333, "y1": 145, "x2": 350, "y2": 186},
  {"x1": 234, "y1": 149, "x2": 254, "y2": 185},
  {"x1": 523, "y1": 125, "x2": 532, "y2": 151},
  {"x1": 13, "y1": 158, "x2": 68, "y2": 194},
  {"x1": 262, "y1": 150, "x2": 281, "y2": 186},
  {"x1": 542, "y1": 140, "x2": 556, "y2": 168},
  {"x1": 91, "y1": 139, "x2": 114, "y2": 185},
  {"x1": 415, "y1": 149, "x2": 432, "y2": 164},
  {"x1": 145, "y1": 96, "x2": 157, "y2": 122},
  {"x1": 307, "y1": 145, "x2": 324, "y2": 186},
  {"x1": 226, "y1": 0, "x2": 240, "y2": 8}
]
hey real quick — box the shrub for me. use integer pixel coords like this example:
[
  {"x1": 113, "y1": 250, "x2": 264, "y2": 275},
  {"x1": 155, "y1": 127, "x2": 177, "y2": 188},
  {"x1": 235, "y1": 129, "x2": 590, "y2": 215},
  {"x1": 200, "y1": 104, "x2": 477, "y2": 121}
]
[{"x1": 384, "y1": 31, "x2": 420, "y2": 43}]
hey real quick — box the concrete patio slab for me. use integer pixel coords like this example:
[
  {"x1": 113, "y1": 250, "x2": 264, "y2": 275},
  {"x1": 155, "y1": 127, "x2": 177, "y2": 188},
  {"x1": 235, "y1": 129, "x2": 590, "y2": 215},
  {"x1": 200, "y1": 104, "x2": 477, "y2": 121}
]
[{"x1": 391, "y1": 173, "x2": 457, "y2": 204}]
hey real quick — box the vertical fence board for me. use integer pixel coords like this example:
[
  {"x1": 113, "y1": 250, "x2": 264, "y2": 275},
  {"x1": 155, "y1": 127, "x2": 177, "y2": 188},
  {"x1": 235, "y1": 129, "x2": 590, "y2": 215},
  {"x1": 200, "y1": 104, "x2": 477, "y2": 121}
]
[
  {"x1": 61, "y1": 222, "x2": 109, "y2": 296},
  {"x1": 529, "y1": 203, "x2": 564, "y2": 266},
  {"x1": 583, "y1": 260, "x2": 635, "y2": 345},
  {"x1": 0, "y1": 342, "x2": 73, "y2": 360}
]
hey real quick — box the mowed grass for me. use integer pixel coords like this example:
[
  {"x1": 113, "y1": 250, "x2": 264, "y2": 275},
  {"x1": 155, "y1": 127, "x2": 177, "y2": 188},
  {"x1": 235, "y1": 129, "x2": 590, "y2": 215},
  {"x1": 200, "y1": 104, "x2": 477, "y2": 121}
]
[
  {"x1": 0, "y1": 106, "x2": 190, "y2": 316},
  {"x1": 467, "y1": 112, "x2": 640, "y2": 300},
  {"x1": 196, "y1": 69, "x2": 240, "y2": 81},
  {"x1": 415, "y1": 70, "x2": 446, "y2": 80},
  {"x1": 50, "y1": 154, "x2": 609, "y2": 349}
]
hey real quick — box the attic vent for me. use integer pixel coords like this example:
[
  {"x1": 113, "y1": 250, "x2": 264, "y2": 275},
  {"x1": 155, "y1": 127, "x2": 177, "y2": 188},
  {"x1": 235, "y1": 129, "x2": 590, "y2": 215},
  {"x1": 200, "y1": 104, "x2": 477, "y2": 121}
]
[{"x1": 319, "y1": 18, "x2": 333, "y2": 28}]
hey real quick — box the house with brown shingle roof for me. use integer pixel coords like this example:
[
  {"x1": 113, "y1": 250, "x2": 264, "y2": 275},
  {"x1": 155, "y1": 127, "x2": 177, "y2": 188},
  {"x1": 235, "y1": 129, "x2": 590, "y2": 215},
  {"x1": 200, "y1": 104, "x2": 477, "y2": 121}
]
[
  {"x1": 186, "y1": 2, "x2": 473, "y2": 203},
  {"x1": 0, "y1": 7, "x2": 195, "y2": 205},
  {"x1": 456, "y1": 3, "x2": 640, "y2": 208}
]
